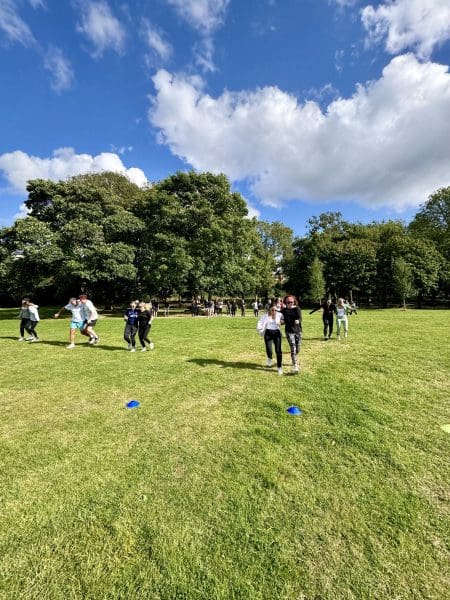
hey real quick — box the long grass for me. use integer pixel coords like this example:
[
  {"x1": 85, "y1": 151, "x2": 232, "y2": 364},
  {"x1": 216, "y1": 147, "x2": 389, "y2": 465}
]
[{"x1": 0, "y1": 308, "x2": 449, "y2": 599}]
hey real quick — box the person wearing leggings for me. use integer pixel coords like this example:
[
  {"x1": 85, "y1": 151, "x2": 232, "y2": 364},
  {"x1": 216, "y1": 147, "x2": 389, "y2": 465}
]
[
  {"x1": 123, "y1": 301, "x2": 139, "y2": 352},
  {"x1": 310, "y1": 298, "x2": 335, "y2": 340},
  {"x1": 257, "y1": 304, "x2": 284, "y2": 375},
  {"x1": 281, "y1": 295, "x2": 302, "y2": 373},
  {"x1": 18, "y1": 297, "x2": 30, "y2": 341},
  {"x1": 137, "y1": 302, "x2": 154, "y2": 352}
]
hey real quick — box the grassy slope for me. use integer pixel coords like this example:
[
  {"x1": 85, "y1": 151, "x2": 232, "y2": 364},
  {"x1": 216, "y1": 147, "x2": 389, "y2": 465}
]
[{"x1": 0, "y1": 309, "x2": 449, "y2": 599}]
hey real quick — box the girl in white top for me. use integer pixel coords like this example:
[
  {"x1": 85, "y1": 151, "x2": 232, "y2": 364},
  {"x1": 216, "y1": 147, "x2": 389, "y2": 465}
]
[
  {"x1": 26, "y1": 301, "x2": 40, "y2": 341},
  {"x1": 257, "y1": 304, "x2": 284, "y2": 375},
  {"x1": 79, "y1": 295, "x2": 100, "y2": 344},
  {"x1": 335, "y1": 297, "x2": 349, "y2": 339},
  {"x1": 54, "y1": 298, "x2": 85, "y2": 349}
]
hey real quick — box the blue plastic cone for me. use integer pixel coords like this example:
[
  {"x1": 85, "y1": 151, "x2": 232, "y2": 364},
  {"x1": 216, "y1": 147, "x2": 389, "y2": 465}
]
[
  {"x1": 287, "y1": 405, "x2": 302, "y2": 415},
  {"x1": 126, "y1": 400, "x2": 140, "y2": 409}
]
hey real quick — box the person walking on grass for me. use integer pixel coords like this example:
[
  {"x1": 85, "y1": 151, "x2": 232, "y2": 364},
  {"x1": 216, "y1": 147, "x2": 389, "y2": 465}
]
[
  {"x1": 310, "y1": 298, "x2": 336, "y2": 340},
  {"x1": 281, "y1": 295, "x2": 302, "y2": 374},
  {"x1": 18, "y1": 297, "x2": 30, "y2": 341},
  {"x1": 54, "y1": 297, "x2": 85, "y2": 349},
  {"x1": 124, "y1": 301, "x2": 139, "y2": 351},
  {"x1": 335, "y1": 297, "x2": 349, "y2": 340},
  {"x1": 137, "y1": 302, "x2": 154, "y2": 352},
  {"x1": 79, "y1": 295, "x2": 100, "y2": 344},
  {"x1": 257, "y1": 304, "x2": 284, "y2": 376},
  {"x1": 25, "y1": 300, "x2": 40, "y2": 342}
]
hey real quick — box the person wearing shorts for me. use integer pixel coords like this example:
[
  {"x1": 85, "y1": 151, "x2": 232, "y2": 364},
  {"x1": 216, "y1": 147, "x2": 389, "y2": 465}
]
[
  {"x1": 79, "y1": 295, "x2": 99, "y2": 344},
  {"x1": 54, "y1": 297, "x2": 85, "y2": 348}
]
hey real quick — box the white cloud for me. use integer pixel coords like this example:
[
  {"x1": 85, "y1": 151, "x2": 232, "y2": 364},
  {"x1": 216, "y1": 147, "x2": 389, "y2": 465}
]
[
  {"x1": 28, "y1": 0, "x2": 45, "y2": 8},
  {"x1": 13, "y1": 203, "x2": 30, "y2": 220},
  {"x1": 332, "y1": 0, "x2": 359, "y2": 7},
  {"x1": 142, "y1": 19, "x2": 172, "y2": 62},
  {"x1": 167, "y1": 0, "x2": 230, "y2": 34},
  {"x1": 44, "y1": 47, "x2": 74, "y2": 93},
  {"x1": 362, "y1": 0, "x2": 450, "y2": 59},
  {"x1": 0, "y1": 0, "x2": 36, "y2": 46},
  {"x1": 193, "y1": 37, "x2": 216, "y2": 72},
  {"x1": 149, "y1": 55, "x2": 450, "y2": 211},
  {"x1": 76, "y1": 0, "x2": 125, "y2": 57},
  {"x1": 0, "y1": 148, "x2": 148, "y2": 193}
]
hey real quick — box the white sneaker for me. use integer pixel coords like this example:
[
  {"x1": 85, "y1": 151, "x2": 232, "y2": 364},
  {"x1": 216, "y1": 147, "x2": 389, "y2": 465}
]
[
  {"x1": 25, "y1": 336, "x2": 34, "y2": 341},
  {"x1": 89, "y1": 337, "x2": 95, "y2": 345},
  {"x1": 30, "y1": 338, "x2": 40, "y2": 342},
  {"x1": 149, "y1": 342, "x2": 154, "y2": 350},
  {"x1": 266, "y1": 358, "x2": 272, "y2": 367},
  {"x1": 141, "y1": 347, "x2": 147, "y2": 352},
  {"x1": 277, "y1": 367, "x2": 283, "y2": 376},
  {"x1": 18, "y1": 337, "x2": 25, "y2": 341},
  {"x1": 344, "y1": 332, "x2": 348, "y2": 338},
  {"x1": 292, "y1": 363, "x2": 299, "y2": 373},
  {"x1": 66, "y1": 343, "x2": 75, "y2": 349},
  {"x1": 130, "y1": 348, "x2": 136, "y2": 352}
]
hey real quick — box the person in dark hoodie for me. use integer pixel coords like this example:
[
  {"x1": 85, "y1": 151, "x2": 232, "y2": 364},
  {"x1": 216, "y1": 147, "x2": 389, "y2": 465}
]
[
  {"x1": 123, "y1": 301, "x2": 139, "y2": 352},
  {"x1": 310, "y1": 298, "x2": 336, "y2": 340}
]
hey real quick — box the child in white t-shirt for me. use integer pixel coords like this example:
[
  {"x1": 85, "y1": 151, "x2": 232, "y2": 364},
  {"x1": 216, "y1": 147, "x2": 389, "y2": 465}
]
[{"x1": 54, "y1": 297, "x2": 84, "y2": 349}]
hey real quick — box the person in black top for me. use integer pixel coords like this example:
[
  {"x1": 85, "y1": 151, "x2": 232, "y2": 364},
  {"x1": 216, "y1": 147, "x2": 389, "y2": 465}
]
[
  {"x1": 281, "y1": 295, "x2": 302, "y2": 373},
  {"x1": 137, "y1": 302, "x2": 154, "y2": 352},
  {"x1": 124, "y1": 301, "x2": 139, "y2": 351},
  {"x1": 309, "y1": 298, "x2": 335, "y2": 340}
]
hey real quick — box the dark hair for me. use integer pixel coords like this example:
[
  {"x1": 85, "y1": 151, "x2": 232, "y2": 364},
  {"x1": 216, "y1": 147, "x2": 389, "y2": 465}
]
[{"x1": 283, "y1": 295, "x2": 298, "y2": 305}]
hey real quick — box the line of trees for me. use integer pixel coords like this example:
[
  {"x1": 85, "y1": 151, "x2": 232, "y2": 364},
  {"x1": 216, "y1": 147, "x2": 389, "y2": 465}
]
[{"x1": 0, "y1": 171, "x2": 448, "y2": 307}]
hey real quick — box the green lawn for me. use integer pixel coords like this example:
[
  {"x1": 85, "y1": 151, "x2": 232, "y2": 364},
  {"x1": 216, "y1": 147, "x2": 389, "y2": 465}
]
[{"x1": 0, "y1": 308, "x2": 449, "y2": 599}]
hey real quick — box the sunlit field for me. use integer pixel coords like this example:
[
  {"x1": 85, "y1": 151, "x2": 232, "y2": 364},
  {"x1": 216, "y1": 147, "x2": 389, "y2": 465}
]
[{"x1": 0, "y1": 308, "x2": 449, "y2": 599}]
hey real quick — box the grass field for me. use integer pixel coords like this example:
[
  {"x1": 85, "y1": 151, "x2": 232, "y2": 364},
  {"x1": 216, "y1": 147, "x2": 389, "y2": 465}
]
[{"x1": 0, "y1": 308, "x2": 449, "y2": 599}]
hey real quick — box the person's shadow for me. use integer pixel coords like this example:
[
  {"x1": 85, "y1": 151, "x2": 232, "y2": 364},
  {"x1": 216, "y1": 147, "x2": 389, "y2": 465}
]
[
  {"x1": 187, "y1": 358, "x2": 268, "y2": 371},
  {"x1": 0, "y1": 336, "x2": 125, "y2": 350}
]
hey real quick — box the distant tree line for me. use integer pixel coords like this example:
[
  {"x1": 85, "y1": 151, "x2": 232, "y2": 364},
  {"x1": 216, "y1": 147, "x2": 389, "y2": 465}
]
[{"x1": 0, "y1": 171, "x2": 448, "y2": 307}]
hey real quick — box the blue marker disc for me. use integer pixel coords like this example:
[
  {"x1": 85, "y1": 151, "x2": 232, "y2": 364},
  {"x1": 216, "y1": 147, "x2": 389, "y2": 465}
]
[
  {"x1": 287, "y1": 405, "x2": 302, "y2": 415},
  {"x1": 126, "y1": 400, "x2": 140, "y2": 409}
]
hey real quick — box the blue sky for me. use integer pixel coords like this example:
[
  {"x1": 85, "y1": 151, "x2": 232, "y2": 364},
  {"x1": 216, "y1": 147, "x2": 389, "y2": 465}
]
[{"x1": 1, "y1": 0, "x2": 450, "y2": 236}]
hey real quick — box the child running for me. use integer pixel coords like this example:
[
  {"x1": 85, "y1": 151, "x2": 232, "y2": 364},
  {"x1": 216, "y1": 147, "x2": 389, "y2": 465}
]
[
  {"x1": 257, "y1": 304, "x2": 284, "y2": 375},
  {"x1": 137, "y1": 302, "x2": 154, "y2": 352},
  {"x1": 26, "y1": 301, "x2": 40, "y2": 342},
  {"x1": 54, "y1": 298, "x2": 85, "y2": 348},
  {"x1": 124, "y1": 301, "x2": 139, "y2": 351},
  {"x1": 18, "y1": 297, "x2": 30, "y2": 341},
  {"x1": 79, "y1": 295, "x2": 100, "y2": 344},
  {"x1": 281, "y1": 295, "x2": 301, "y2": 373},
  {"x1": 335, "y1": 297, "x2": 349, "y2": 340}
]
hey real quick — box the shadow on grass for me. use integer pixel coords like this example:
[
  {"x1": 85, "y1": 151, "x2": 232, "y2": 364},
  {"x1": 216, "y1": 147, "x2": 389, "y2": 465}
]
[
  {"x1": 0, "y1": 336, "x2": 127, "y2": 351},
  {"x1": 187, "y1": 357, "x2": 270, "y2": 371}
]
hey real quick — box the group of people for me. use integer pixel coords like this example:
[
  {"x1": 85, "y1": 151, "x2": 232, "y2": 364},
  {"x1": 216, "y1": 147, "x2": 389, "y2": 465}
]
[
  {"x1": 191, "y1": 298, "x2": 247, "y2": 317},
  {"x1": 54, "y1": 295, "x2": 100, "y2": 347},
  {"x1": 17, "y1": 295, "x2": 156, "y2": 352},
  {"x1": 257, "y1": 295, "x2": 302, "y2": 375},
  {"x1": 256, "y1": 295, "x2": 356, "y2": 375},
  {"x1": 309, "y1": 297, "x2": 356, "y2": 340},
  {"x1": 17, "y1": 293, "x2": 355, "y2": 370}
]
